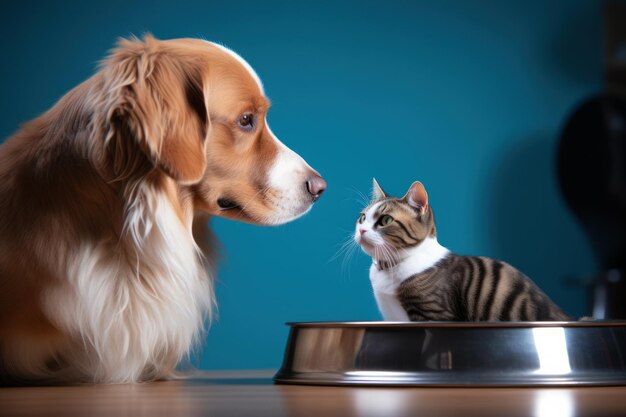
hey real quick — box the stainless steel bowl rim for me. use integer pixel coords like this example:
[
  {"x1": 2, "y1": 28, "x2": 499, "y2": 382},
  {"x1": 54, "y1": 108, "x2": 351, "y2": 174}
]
[
  {"x1": 286, "y1": 320, "x2": 626, "y2": 328},
  {"x1": 275, "y1": 321, "x2": 626, "y2": 387}
]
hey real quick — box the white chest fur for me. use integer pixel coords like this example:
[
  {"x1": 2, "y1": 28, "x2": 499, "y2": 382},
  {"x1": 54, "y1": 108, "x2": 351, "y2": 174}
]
[
  {"x1": 43, "y1": 189, "x2": 212, "y2": 383},
  {"x1": 369, "y1": 237, "x2": 449, "y2": 321}
]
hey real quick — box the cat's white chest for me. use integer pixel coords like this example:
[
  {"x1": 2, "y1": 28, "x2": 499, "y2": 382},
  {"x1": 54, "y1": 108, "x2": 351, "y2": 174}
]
[
  {"x1": 369, "y1": 265, "x2": 401, "y2": 294},
  {"x1": 370, "y1": 266, "x2": 410, "y2": 321},
  {"x1": 373, "y1": 289, "x2": 410, "y2": 321},
  {"x1": 367, "y1": 237, "x2": 450, "y2": 322}
]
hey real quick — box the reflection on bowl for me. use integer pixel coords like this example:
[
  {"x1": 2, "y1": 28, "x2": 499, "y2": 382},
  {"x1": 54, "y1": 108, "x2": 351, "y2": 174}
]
[{"x1": 274, "y1": 321, "x2": 626, "y2": 386}]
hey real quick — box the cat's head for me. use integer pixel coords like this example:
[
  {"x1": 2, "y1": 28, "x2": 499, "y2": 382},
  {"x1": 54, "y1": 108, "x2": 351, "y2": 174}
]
[{"x1": 354, "y1": 179, "x2": 436, "y2": 259}]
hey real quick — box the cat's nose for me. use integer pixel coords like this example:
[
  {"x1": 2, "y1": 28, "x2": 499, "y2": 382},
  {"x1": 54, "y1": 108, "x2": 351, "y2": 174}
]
[
  {"x1": 306, "y1": 173, "x2": 327, "y2": 202},
  {"x1": 360, "y1": 229, "x2": 367, "y2": 236}
]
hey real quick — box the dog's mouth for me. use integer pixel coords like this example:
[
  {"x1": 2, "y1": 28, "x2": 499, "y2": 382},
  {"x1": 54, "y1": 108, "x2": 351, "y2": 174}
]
[
  {"x1": 217, "y1": 198, "x2": 240, "y2": 211},
  {"x1": 214, "y1": 186, "x2": 319, "y2": 225}
]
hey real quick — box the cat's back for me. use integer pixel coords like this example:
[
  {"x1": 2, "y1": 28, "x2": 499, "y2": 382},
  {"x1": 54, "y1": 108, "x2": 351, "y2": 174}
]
[
  {"x1": 453, "y1": 254, "x2": 570, "y2": 321},
  {"x1": 398, "y1": 254, "x2": 570, "y2": 322}
]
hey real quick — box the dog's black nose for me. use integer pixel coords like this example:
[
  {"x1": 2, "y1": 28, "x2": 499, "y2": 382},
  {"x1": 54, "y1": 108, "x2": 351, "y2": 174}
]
[{"x1": 306, "y1": 174, "x2": 326, "y2": 202}]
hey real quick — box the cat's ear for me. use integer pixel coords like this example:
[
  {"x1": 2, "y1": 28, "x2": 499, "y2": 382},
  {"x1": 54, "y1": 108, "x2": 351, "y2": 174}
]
[
  {"x1": 372, "y1": 178, "x2": 388, "y2": 200},
  {"x1": 403, "y1": 181, "x2": 429, "y2": 214}
]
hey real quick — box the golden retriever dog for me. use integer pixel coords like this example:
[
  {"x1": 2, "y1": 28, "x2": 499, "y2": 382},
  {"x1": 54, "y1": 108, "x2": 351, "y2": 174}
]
[{"x1": 0, "y1": 35, "x2": 326, "y2": 384}]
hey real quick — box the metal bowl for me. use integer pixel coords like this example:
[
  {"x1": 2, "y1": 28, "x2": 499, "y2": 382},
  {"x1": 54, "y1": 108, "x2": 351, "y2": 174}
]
[{"x1": 273, "y1": 321, "x2": 626, "y2": 387}]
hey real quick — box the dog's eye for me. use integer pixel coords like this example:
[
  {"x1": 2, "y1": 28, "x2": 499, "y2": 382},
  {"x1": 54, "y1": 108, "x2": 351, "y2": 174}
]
[{"x1": 237, "y1": 113, "x2": 255, "y2": 131}]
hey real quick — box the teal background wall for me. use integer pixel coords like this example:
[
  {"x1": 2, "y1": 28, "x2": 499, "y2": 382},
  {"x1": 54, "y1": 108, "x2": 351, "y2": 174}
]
[{"x1": 0, "y1": 1, "x2": 600, "y2": 370}]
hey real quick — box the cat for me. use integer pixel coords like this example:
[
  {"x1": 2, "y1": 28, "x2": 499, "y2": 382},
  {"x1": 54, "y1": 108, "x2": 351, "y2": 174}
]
[{"x1": 354, "y1": 179, "x2": 571, "y2": 322}]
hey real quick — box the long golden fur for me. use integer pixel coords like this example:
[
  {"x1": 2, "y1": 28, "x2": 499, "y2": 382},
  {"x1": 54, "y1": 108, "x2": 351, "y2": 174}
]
[{"x1": 0, "y1": 35, "x2": 324, "y2": 384}]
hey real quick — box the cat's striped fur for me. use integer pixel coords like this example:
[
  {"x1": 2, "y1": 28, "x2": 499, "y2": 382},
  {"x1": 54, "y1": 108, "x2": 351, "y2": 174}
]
[{"x1": 355, "y1": 179, "x2": 570, "y2": 322}]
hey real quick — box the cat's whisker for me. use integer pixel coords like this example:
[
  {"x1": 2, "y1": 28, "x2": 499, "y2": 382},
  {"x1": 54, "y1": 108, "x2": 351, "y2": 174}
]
[
  {"x1": 373, "y1": 243, "x2": 387, "y2": 263},
  {"x1": 342, "y1": 243, "x2": 359, "y2": 280},
  {"x1": 373, "y1": 245, "x2": 386, "y2": 264},
  {"x1": 347, "y1": 186, "x2": 371, "y2": 208},
  {"x1": 339, "y1": 239, "x2": 360, "y2": 282},
  {"x1": 380, "y1": 244, "x2": 395, "y2": 267},
  {"x1": 330, "y1": 234, "x2": 359, "y2": 263},
  {"x1": 382, "y1": 245, "x2": 393, "y2": 265},
  {"x1": 330, "y1": 229, "x2": 364, "y2": 282},
  {"x1": 332, "y1": 242, "x2": 355, "y2": 266},
  {"x1": 385, "y1": 243, "x2": 400, "y2": 264}
]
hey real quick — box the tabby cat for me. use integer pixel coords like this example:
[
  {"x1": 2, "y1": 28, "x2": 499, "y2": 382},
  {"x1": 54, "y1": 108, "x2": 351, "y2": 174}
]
[{"x1": 355, "y1": 179, "x2": 570, "y2": 322}]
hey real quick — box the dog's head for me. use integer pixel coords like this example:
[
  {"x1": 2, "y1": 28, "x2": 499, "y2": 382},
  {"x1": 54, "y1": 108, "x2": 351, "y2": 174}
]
[{"x1": 99, "y1": 35, "x2": 325, "y2": 225}]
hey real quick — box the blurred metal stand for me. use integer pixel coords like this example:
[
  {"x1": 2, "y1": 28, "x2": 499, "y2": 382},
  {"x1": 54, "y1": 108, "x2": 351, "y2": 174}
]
[{"x1": 558, "y1": 1, "x2": 626, "y2": 318}]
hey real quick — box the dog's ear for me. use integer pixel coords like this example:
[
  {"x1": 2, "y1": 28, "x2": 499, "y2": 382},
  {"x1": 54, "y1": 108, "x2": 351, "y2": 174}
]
[{"x1": 99, "y1": 35, "x2": 208, "y2": 184}]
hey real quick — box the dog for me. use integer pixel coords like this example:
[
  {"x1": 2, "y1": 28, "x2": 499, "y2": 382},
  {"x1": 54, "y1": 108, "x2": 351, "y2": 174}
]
[{"x1": 0, "y1": 35, "x2": 326, "y2": 384}]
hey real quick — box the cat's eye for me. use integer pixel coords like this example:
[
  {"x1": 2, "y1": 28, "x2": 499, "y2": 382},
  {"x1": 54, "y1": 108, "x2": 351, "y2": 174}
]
[
  {"x1": 358, "y1": 213, "x2": 365, "y2": 224},
  {"x1": 378, "y1": 215, "x2": 393, "y2": 226},
  {"x1": 237, "y1": 113, "x2": 255, "y2": 131}
]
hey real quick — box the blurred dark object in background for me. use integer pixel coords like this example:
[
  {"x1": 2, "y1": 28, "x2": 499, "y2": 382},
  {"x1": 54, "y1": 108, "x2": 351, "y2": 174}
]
[{"x1": 558, "y1": 0, "x2": 626, "y2": 319}]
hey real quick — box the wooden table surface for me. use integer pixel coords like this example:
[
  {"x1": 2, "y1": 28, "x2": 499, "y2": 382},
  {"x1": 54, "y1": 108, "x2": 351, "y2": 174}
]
[{"x1": 1, "y1": 370, "x2": 626, "y2": 417}]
